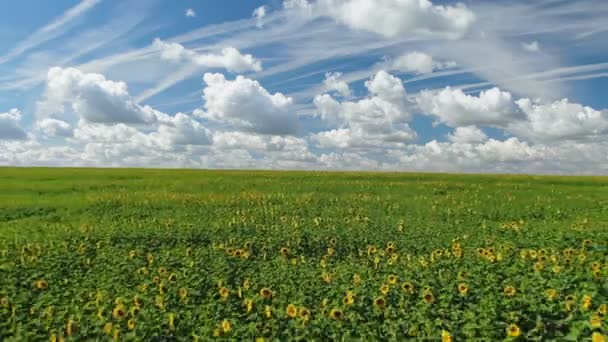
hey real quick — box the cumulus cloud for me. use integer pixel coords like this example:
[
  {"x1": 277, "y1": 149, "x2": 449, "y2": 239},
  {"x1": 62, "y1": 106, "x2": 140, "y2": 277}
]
[
  {"x1": 287, "y1": 0, "x2": 475, "y2": 39},
  {"x1": 322, "y1": 72, "x2": 351, "y2": 97},
  {"x1": 447, "y1": 126, "x2": 488, "y2": 144},
  {"x1": 0, "y1": 109, "x2": 28, "y2": 140},
  {"x1": 37, "y1": 118, "x2": 73, "y2": 138},
  {"x1": 416, "y1": 86, "x2": 525, "y2": 127},
  {"x1": 196, "y1": 73, "x2": 298, "y2": 135},
  {"x1": 185, "y1": 8, "x2": 196, "y2": 18},
  {"x1": 252, "y1": 6, "x2": 267, "y2": 27},
  {"x1": 37, "y1": 67, "x2": 160, "y2": 124},
  {"x1": 152, "y1": 39, "x2": 262, "y2": 73},
  {"x1": 313, "y1": 70, "x2": 415, "y2": 148},
  {"x1": 391, "y1": 51, "x2": 456, "y2": 74},
  {"x1": 511, "y1": 98, "x2": 608, "y2": 142}
]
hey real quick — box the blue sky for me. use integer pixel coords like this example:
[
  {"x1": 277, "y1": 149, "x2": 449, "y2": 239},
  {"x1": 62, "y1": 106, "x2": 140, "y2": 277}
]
[{"x1": 1, "y1": 0, "x2": 608, "y2": 174}]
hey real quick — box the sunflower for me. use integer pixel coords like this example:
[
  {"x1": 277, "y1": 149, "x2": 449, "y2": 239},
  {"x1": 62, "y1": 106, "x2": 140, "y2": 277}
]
[
  {"x1": 504, "y1": 286, "x2": 516, "y2": 297},
  {"x1": 457, "y1": 271, "x2": 468, "y2": 280},
  {"x1": 506, "y1": 323, "x2": 521, "y2": 337},
  {"x1": 243, "y1": 279, "x2": 252, "y2": 290},
  {"x1": 367, "y1": 246, "x2": 378, "y2": 256},
  {"x1": 264, "y1": 305, "x2": 272, "y2": 318},
  {"x1": 476, "y1": 248, "x2": 485, "y2": 256},
  {"x1": 380, "y1": 284, "x2": 390, "y2": 295},
  {"x1": 582, "y1": 295, "x2": 593, "y2": 310},
  {"x1": 103, "y1": 322, "x2": 113, "y2": 336},
  {"x1": 286, "y1": 304, "x2": 298, "y2": 318},
  {"x1": 147, "y1": 254, "x2": 154, "y2": 265},
  {"x1": 343, "y1": 295, "x2": 355, "y2": 306},
  {"x1": 259, "y1": 287, "x2": 273, "y2": 300},
  {"x1": 592, "y1": 332, "x2": 605, "y2": 342},
  {"x1": 441, "y1": 330, "x2": 452, "y2": 342},
  {"x1": 244, "y1": 299, "x2": 254, "y2": 314},
  {"x1": 590, "y1": 314, "x2": 602, "y2": 329},
  {"x1": 598, "y1": 304, "x2": 607, "y2": 315},
  {"x1": 219, "y1": 287, "x2": 230, "y2": 300},
  {"x1": 387, "y1": 275, "x2": 398, "y2": 285},
  {"x1": 322, "y1": 273, "x2": 332, "y2": 284},
  {"x1": 129, "y1": 306, "x2": 140, "y2": 317},
  {"x1": 1, "y1": 297, "x2": 9, "y2": 307},
  {"x1": 329, "y1": 309, "x2": 343, "y2": 320},
  {"x1": 298, "y1": 307, "x2": 311, "y2": 320},
  {"x1": 128, "y1": 250, "x2": 136, "y2": 259},
  {"x1": 374, "y1": 296, "x2": 387, "y2": 309},
  {"x1": 457, "y1": 283, "x2": 469, "y2": 296},
  {"x1": 179, "y1": 287, "x2": 188, "y2": 300},
  {"x1": 65, "y1": 319, "x2": 77, "y2": 336},
  {"x1": 533, "y1": 262, "x2": 544, "y2": 272},
  {"x1": 234, "y1": 249, "x2": 243, "y2": 257},
  {"x1": 423, "y1": 286, "x2": 432, "y2": 293},
  {"x1": 545, "y1": 289, "x2": 558, "y2": 300},
  {"x1": 168, "y1": 273, "x2": 177, "y2": 282},
  {"x1": 152, "y1": 276, "x2": 161, "y2": 284},
  {"x1": 279, "y1": 247, "x2": 290, "y2": 257},
  {"x1": 35, "y1": 280, "x2": 49, "y2": 290},
  {"x1": 185, "y1": 247, "x2": 192, "y2": 256},
  {"x1": 226, "y1": 247, "x2": 235, "y2": 256},
  {"x1": 552, "y1": 265, "x2": 562, "y2": 274},
  {"x1": 158, "y1": 267, "x2": 167, "y2": 276},
  {"x1": 423, "y1": 292, "x2": 434, "y2": 304},
  {"x1": 402, "y1": 282, "x2": 414, "y2": 294},
  {"x1": 353, "y1": 274, "x2": 361, "y2": 286},
  {"x1": 592, "y1": 262, "x2": 602, "y2": 271},
  {"x1": 221, "y1": 319, "x2": 231, "y2": 333},
  {"x1": 155, "y1": 295, "x2": 165, "y2": 309},
  {"x1": 583, "y1": 239, "x2": 593, "y2": 248},
  {"x1": 327, "y1": 247, "x2": 335, "y2": 256},
  {"x1": 386, "y1": 245, "x2": 395, "y2": 254},
  {"x1": 329, "y1": 238, "x2": 337, "y2": 246},
  {"x1": 112, "y1": 305, "x2": 126, "y2": 320},
  {"x1": 132, "y1": 295, "x2": 143, "y2": 308},
  {"x1": 127, "y1": 319, "x2": 136, "y2": 331}
]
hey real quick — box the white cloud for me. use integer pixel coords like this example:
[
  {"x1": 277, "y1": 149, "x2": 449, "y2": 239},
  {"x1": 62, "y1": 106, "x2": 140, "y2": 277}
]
[
  {"x1": 37, "y1": 67, "x2": 159, "y2": 124},
  {"x1": 522, "y1": 41, "x2": 540, "y2": 52},
  {"x1": 152, "y1": 39, "x2": 262, "y2": 73},
  {"x1": 37, "y1": 118, "x2": 74, "y2": 138},
  {"x1": 322, "y1": 72, "x2": 351, "y2": 97},
  {"x1": 252, "y1": 6, "x2": 267, "y2": 27},
  {"x1": 511, "y1": 98, "x2": 608, "y2": 142},
  {"x1": 391, "y1": 51, "x2": 456, "y2": 74},
  {"x1": 196, "y1": 73, "x2": 298, "y2": 135},
  {"x1": 416, "y1": 86, "x2": 525, "y2": 127},
  {"x1": 288, "y1": 0, "x2": 476, "y2": 39},
  {"x1": 0, "y1": 109, "x2": 27, "y2": 140},
  {"x1": 185, "y1": 8, "x2": 197, "y2": 18},
  {"x1": 447, "y1": 126, "x2": 488, "y2": 144},
  {"x1": 313, "y1": 70, "x2": 415, "y2": 148}
]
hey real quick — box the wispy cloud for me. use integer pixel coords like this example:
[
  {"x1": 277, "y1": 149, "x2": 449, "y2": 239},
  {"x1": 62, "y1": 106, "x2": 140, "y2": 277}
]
[{"x1": 0, "y1": 0, "x2": 102, "y2": 65}]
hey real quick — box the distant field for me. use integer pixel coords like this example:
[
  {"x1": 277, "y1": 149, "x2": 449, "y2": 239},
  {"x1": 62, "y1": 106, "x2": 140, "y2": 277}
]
[{"x1": 1, "y1": 167, "x2": 606, "y2": 340}]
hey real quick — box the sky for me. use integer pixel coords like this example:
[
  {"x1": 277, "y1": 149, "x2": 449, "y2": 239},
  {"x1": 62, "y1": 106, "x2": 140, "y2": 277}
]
[{"x1": 1, "y1": 0, "x2": 608, "y2": 174}]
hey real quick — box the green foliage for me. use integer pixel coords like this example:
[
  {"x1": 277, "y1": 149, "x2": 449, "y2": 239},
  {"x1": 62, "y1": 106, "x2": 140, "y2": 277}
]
[{"x1": 0, "y1": 167, "x2": 606, "y2": 341}]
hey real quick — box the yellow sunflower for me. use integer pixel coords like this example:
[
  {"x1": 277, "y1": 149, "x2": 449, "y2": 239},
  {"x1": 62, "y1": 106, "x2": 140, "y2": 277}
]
[
  {"x1": 506, "y1": 323, "x2": 521, "y2": 337},
  {"x1": 298, "y1": 307, "x2": 311, "y2": 320},
  {"x1": 402, "y1": 282, "x2": 414, "y2": 294},
  {"x1": 380, "y1": 284, "x2": 390, "y2": 295},
  {"x1": 329, "y1": 309, "x2": 343, "y2": 320},
  {"x1": 457, "y1": 283, "x2": 469, "y2": 296},
  {"x1": 387, "y1": 275, "x2": 398, "y2": 285},
  {"x1": 343, "y1": 295, "x2": 355, "y2": 306},
  {"x1": 221, "y1": 319, "x2": 231, "y2": 333},
  {"x1": 592, "y1": 332, "x2": 605, "y2": 342},
  {"x1": 260, "y1": 287, "x2": 273, "y2": 300},
  {"x1": 367, "y1": 246, "x2": 378, "y2": 256},
  {"x1": 35, "y1": 280, "x2": 49, "y2": 290},
  {"x1": 214, "y1": 285, "x2": 227, "y2": 298},
  {"x1": 504, "y1": 286, "x2": 516, "y2": 297},
  {"x1": 545, "y1": 289, "x2": 558, "y2": 300},
  {"x1": 279, "y1": 247, "x2": 290, "y2": 257},
  {"x1": 441, "y1": 330, "x2": 452, "y2": 342},
  {"x1": 112, "y1": 305, "x2": 126, "y2": 320},
  {"x1": 286, "y1": 304, "x2": 298, "y2": 318},
  {"x1": 127, "y1": 319, "x2": 136, "y2": 331},
  {"x1": 374, "y1": 296, "x2": 387, "y2": 309},
  {"x1": 423, "y1": 292, "x2": 434, "y2": 304}
]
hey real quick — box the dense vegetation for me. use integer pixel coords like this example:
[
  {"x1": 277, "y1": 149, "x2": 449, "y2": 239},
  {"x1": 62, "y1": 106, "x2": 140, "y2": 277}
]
[{"x1": 1, "y1": 167, "x2": 606, "y2": 341}]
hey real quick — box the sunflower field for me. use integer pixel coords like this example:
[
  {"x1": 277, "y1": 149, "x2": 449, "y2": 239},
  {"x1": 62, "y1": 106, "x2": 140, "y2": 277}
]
[{"x1": 0, "y1": 168, "x2": 607, "y2": 341}]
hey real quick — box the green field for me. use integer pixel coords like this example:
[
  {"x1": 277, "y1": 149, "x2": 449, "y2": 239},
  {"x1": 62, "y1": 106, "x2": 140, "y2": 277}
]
[{"x1": 1, "y1": 167, "x2": 607, "y2": 341}]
